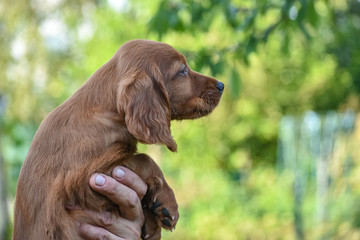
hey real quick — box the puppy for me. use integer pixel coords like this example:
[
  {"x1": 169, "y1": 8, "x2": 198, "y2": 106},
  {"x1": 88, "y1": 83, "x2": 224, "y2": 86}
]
[{"x1": 13, "y1": 39, "x2": 224, "y2": 240}]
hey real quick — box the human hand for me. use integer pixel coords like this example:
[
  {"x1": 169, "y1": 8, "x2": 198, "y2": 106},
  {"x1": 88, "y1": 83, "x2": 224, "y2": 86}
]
[{"x1": 78, "y1": 167, "x2": 147, "y2": 240}]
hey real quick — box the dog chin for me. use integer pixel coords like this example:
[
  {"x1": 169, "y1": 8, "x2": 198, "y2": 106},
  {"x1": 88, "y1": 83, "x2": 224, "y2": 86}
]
[{"x1": 171, "y1": 107, "x2": 214, "y2": 120}]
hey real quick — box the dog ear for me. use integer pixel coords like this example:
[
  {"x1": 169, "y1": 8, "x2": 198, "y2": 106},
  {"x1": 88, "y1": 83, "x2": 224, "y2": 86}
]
[{"x1": 118, "y1": 70, "x2": 177, "y2": 152}]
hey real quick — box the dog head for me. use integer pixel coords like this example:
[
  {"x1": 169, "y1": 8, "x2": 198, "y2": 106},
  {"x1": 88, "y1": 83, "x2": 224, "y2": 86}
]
[{"x1": 115, "y1": 40, "x2": 224, "y2": 152}]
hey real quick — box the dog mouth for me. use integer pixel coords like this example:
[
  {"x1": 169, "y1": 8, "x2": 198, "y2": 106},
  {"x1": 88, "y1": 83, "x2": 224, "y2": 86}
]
[
  {"x1": 195, "y1": 91, "x2": 221, "y2": 116},
  {"x1": 170, "y1": 90, "x2": 222, "y2": 120},
  {"x1": 199, "y1": 90, "x2": 222, "y2": 107}
]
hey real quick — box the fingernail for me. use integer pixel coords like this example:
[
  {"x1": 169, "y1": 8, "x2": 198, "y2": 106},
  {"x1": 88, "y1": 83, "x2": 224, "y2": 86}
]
[
  {"x1": 76, "y1": 221, "x2": 80, "y2": 227},
  {"x1": 95, "y1": 174, "x2": 106, "y2": 186},
  {"x1": 114, "y1": 167, "x2": 125, "y2": 179}
]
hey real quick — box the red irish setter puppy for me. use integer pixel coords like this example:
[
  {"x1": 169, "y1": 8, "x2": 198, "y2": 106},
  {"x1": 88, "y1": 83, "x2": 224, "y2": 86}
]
[{"x1": 13, "y1": 39, "x2": 224, "y2": 240}]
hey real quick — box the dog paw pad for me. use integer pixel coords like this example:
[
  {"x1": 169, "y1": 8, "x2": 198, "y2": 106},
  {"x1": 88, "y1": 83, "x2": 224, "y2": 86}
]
[
  {"x1": 150, "y1": 201, "x2": 162, "y2": 212},
  {"x1": 161, "y1": 207, "x2": 171, "y2": 217},
  {"x1": 161, "y1": 219, "x2": 172, "y2": 227}
]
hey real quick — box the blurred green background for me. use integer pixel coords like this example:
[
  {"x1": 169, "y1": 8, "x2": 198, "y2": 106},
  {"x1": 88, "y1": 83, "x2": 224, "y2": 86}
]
[{"x1": 1, "y1": 0, "x2": 360, "y2": 239}]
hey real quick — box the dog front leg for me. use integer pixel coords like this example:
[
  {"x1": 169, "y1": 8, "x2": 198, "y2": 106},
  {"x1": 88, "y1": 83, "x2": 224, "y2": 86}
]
[{"x1": 121, "y1": 154, "x2": 179, "y2": 240}]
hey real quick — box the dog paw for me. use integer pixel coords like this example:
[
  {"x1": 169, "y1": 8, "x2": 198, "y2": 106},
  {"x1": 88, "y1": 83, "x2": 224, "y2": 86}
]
[
  {"x1": 141, "y1": 200, "x2": 178, "y2": 240},
  {"x1": 141, "y1": 180, "x2": 179, "y2": 240},
  {"x1": 150, "y1": 200, "x2": 178, "y2": 230}
]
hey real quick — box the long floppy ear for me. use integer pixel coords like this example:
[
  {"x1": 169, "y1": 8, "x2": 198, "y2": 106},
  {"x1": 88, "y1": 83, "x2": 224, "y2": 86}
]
[{"x1": 118, "y1": 70, "x2": 177, "y2": 152}]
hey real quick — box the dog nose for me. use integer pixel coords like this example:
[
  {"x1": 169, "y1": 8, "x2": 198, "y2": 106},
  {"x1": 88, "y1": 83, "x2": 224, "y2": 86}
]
[{"x1": 216, "y1": 81, "x2": 225, "y2": 93}]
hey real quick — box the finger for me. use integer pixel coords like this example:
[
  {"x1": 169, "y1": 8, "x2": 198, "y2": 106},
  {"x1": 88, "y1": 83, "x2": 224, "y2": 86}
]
[
  {"x1": 112, "y1": 167, "x2": 147, "y2": 199},
  {"x1": 89, "y1": 174, "x2": 143, "y2": 220},
  {"x1": 78, "y1": 209, "x2": 144, "y2": 239},
  {"x1": 78, "y1": 222, "x2": 124, "y2": 240}
]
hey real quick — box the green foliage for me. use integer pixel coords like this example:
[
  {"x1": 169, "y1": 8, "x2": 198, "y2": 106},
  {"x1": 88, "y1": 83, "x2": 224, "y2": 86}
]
[{"x1": 1, "y1": 0, "x2": 360, "y2": 239}]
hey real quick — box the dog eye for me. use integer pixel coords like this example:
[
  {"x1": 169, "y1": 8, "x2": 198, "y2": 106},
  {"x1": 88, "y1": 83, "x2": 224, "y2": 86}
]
[{"x1": 177, "y1": 64, "x2": 188, "y2": 77}]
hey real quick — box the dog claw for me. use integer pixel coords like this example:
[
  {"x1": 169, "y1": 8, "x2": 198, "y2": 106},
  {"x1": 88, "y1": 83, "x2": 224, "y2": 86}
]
[
  {"x1": 161, "y1": 208, "x2": 171, "y2": 217},
  {"x1": 161, "y1": 219, "x2": 172, "y2": 227}
]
